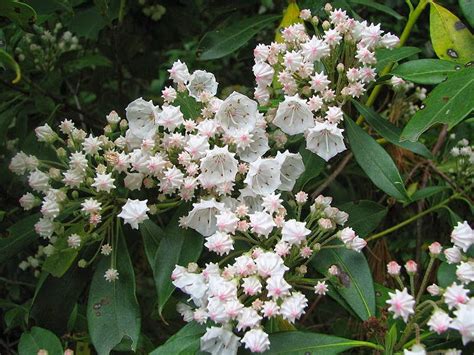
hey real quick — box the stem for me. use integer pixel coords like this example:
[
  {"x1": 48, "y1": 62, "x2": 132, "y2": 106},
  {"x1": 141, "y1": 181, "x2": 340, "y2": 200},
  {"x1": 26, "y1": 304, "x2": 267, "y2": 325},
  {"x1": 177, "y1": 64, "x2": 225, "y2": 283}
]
[
  {"x1": 416, "y1": 257, "x2": 435, "y2": 304},
  {"x1": 409, "y1": 274, "x2": 415, "y2": 297},
  {"x1": 366, "y1": 194, "x2": 459, "y2": 242},
  {"x1": 356, "y1": 0, "x2": 429, "y2": 125}
]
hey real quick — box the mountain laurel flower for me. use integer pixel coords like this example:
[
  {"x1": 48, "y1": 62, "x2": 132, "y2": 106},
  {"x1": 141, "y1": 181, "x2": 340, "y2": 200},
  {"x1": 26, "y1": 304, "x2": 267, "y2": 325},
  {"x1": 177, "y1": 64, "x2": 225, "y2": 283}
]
[
  {"x1": 125, "y1": 97, "x2": 158, "y2": 142},
  {"x1": 444, "y1": 247, "x2": 462, "y2": 264},
  {"x1": 200, "y1": 146, "x2": 238, "y2": 185},
  {"x1": 456, "y1": 261, "x2": 474, "y2": 284},
  {"x1": 275, "y1": 151, "x2": 305, "y2": 191},
  {"x1": 444, "y1": 283, "x2": 469, "y2": 310},
  {"x1": 427, "y1": 284, "x2": 441, "y2": 296},
  {"x1": 187, "y1": 70, "x2": 218, "y2": 101},
  {"x1": 301, "y1": 36, "x2": 329, "y2": 62},
  {"x1": 241, "y1": 329, "x2": 270, "y2": 353},
  {"x1": 104, "y1": 268, "x2": 119, "y2": 282},
  {"x1": 19, "y1": 192, "x2": 37, "y2": 210},
  {"x1": 314, "y1": 280, "x2": 329, "y2": 295},
  {"x1": 205, "y1": 231, "x2": 234, "y2": 256},
  {"x1": 347, "y1": 236, "x2": 366, "y2": 252},
  {"x1": 181, "y1": 199, "x2": 225, "y2": 236},
  {"x1": 82, "y1": 135, "x2": 103, "y2": 155},
  {"x1": 266, "y1": 276, "x2": 291, "y2": 299},
  {"x1": 273, "y1": 95, "x2": 314, "y2": 135},
  {"x1": 216, "y1": 210, "x2": 239, "y2": 234},
  {"x1": 428, "y1": 310, "x2": 452, "y2": 334},
  {"x1": 405, "y1": 260, "x2": 418, "y2": 274},
  {"x1": 255, "y1": 252, "x2": 288, "y2": 278},
  {"x1": 156, "y1": 105, "x2": 184, "y2": 131},
  {"x1": 261, "y1": 193, "x2": 283, "y2": 214},
  {"x1": 281, "y1": 219, "x2": 311, "y2": 245},
  {"x1": 35, "y1": 217, "x2": 55, "y2": 239},
  {"x1": 451, "y1": 221, "x2": 474, "y2": 252},
  {"x1": 250, "y1": 211, "x2": 276, "y2": 238},
  {"x1": 118, "y1": 199, "x2": 150, "y2": 230},
  {"x1": 306, "y1": 122, "x2": 346, "y2": 161},
  {"x1": 92, "y1": 172, "x2": 115, "y2": 192},
  {"x1": 253, "y1": 62, "x2": 274, "y2": 87},
  {"x1": 35, "y1": 123, "x2": 57, "y2": 143},
  {"x1": 339, "y1": 227, "x2": 356, "y2": 244},
  {"x1": 295, "y1": 191, "x2": 308, "y2": 204},
  {"x1": 101, "y1": 244, "x2": 112, "y2": 256},
  {"x1": 81, "y1": 198, "x2": 101, "y2": 215},
  {"x1": 168, "y1": 60, "x2": 190, "y2": 84},
  {"x1": 403, "y1": 344, "x2": 426, "y2": 355},
  {"x1": 450, "y1": 301, "x2": 474, "y2": 345},
  {"x1": 280, "y1": 292, "x2": 308, "y2": 323},
  {"x1": 67, "y1": 234, "x2": 81, "y2": 249},
  {"x1": 200, "y1": 326, "x2": 240, "y2": 355},
  {"x1": 386, "y1": 288, "x2": 415, "y2": 322},
  {"x1": 428, "y1": 242, "x2": 442, "y2": 256},
  {"x1": 244, "y1": 157, "x2": 281, "y2": 195},
  {"x1": 29, "y1": 170, "x2": 50, "y2": 192},
  {"x1": 387, "y1": 261, "x2": 401, "y2": 276}
]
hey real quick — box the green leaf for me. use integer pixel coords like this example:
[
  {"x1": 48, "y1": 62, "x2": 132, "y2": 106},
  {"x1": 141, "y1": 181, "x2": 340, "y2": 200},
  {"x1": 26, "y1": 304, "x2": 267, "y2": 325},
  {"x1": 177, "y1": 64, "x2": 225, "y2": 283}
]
[
  {"x1": 409, "y1": 186, "x2": 450, "y2": 203},
  {"x1": 0, "y1": 214, "x2": 40, "y2": 265},
  {"x1": 68, "y1": 6, "x2": 108, "y2": 40},
  {"x1": 294, "y1": 143, "x2": 325, "y2": 191},
  {"x1": 437, "y1": 261, "x2": 457, "y2": 288},
  {"x1": 384, "y1": 324, "x2": 397, "y2": 354},
  {"x1": 154, "y1": 205, "x2": 203, "y2": 314},
  {"x1": 26, "y1": 0, "x2": 74, "y2": 15},
  {"x1": 275, "y1": 2, "x2": 302, "y2": 43},
  {"x1": 352, "y1": 101, "x2": 432, "y2": 158},
  {"x1": 345, "y1": 117, "x2": 409, "y2": 202},
  {"x1": 18, "y1": 327, "x2": 63, "y2": 355},
  {"x1": 460, "y1": 0, "x2": 474, "y2": 27},
  {"x1": 64, "y1": 54, "x2": 112, "y2": 72},
  {"x1": 338, "y1": 200, "x2": 387, "y2": 238},
  {"x1": 198, "y1": 15, "x2": 280, "y2": 60},
  {"x1": 349, "y1": 0, "x2": 403, "y2": 20},
  {"x1": 311, "y1": 248, "x2": 375, "y2": 320},
  {"x1": 401, "y1": 68, "x2": 474, "y2": 142},
  {"x1": 174, "y1": 92, "x2": 201, "y2": 120},
  {"x1": 0, "y1": 48, "x2": 21, "y2": 83},
  {"x1": 263, "y1": 331, "x2": 380, "y2": 354},
  {"x1": 87, "y1": 231, "x2": 140, "y2": 355},
  {"x1": 0, "y1": 0, "x2": 37, "y2": 31},
  {"x1": 42, "y1": 247, "x2": 78, "y2": 278},
  {"x1": 150, "y1": 322, "x2": 206, "y2": 355},
  {"x1": 391, "y1": 59, "x2": 461, "y2": 85},
  {"x1": 430, "y1": 2, "x2": 474, "y2": 64},
  {"x1": 140, "y1": 219, "x2": 162, "y2": 263},
  {"x1": 375, "y1": 47, "x2": 421, "y2": 73}
]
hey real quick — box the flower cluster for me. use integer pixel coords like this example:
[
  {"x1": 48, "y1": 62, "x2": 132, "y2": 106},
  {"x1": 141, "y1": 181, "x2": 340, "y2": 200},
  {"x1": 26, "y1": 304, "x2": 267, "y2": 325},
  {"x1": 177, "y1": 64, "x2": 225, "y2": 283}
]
[
  {"x1": 386, "y1": 221, "x2": 474, "y2": 350},
  {"x1": 173, "y1": 194, "x2": 366, "y2": 353},
  {"x1": 251, "y1": 6, "x2": 398, "y2": 161}
]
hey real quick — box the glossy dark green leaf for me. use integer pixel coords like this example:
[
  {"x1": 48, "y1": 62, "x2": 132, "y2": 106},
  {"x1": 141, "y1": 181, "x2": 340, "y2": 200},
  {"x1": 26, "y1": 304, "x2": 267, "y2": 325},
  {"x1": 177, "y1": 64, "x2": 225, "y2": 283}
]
[
  {"x1": 349, "y1": 0, "x2": 403, "y2": 20},
  {"x1": 263, "y1": 331, "x2": 380, "y2": 354},
  {"x1": 375, "y1": 47, "x2": 420, "y2": 73},
  {"x1": 338, "y1": 200, "x2": 387, "y2": 237},
  {"x1": 154, "y1": 205, "x2": 203, "y2": 314},
  {"x1": 87, "y1": 231, "x2": 140, "y2": 355},
  {"x1": 401, "y1": 68, "x2": 474, "y2": 142},
  {"x1": 437, "y1": 261, "x2": 457, "y2": 288},
  {"x1": 311, "y1": 248, "x2": 376, "y2": 320},
  {"x1": 150, "y1": 322, "x2": 206, "y2": 355},
  {"x1": 174, "y1": 92, "x2": 201, "y2": 120},
  {"x1": 391, "y1": 59, "x2": 461, "y2": 85},
  {"x1": 345, "y1": 117, "x2": 409, "y2": 202},
  {"x1": 42, "y1": 248, "x2": 78, "y2": 278},
  {"x1": 198, "y1": 15, "x2": 280, "y2": 60},
  {"x1": 294, "y1": 143, "x2": 325, "y2": 191},
  {"x1": 140, "y1": 219, "x2": 162, "y2": 263},
  {"x1": 352, "y1": 101, "x2": 432, "y2": 158},
  {"x1": 68, "y1": 6, "x2": 108, "y2": 39},
  {"x1": 0, "y1": 0, "x2": 37, "y2": 31},
  {"x1": 0, "y1": 213, "x2": 40, "y2": 265},
  {"x1": 460, "y1": 0, "x2": 474, "y2": 27},
  {"x1": 18, "y1": 327, "x2": 63, "y2": 355}
]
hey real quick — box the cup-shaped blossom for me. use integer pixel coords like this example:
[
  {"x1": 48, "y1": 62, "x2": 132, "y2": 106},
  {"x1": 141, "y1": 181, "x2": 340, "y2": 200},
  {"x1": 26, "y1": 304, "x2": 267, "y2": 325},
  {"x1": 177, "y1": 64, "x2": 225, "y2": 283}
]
[
  {"x1": 275, "y1": 151, "x2": 305, "y2": 191},
  {"x1": 273, "y1": 95, "x2": 314, "y2": 135},
  {"x1": 187, "y1": 70, "x2": 218, "y2": 101},
  {"x1": 181, "y1": 198, "x2": 225, "y2": 236},
  {"x1": 200, "y1": 146, "x2": 238, "y2": 186},
  {"x1": 244, "y1": 157, "x2": 281, "y2": 195},
  {"x1": 306, "y1": 121, "x2": 346, "y2": 161}
]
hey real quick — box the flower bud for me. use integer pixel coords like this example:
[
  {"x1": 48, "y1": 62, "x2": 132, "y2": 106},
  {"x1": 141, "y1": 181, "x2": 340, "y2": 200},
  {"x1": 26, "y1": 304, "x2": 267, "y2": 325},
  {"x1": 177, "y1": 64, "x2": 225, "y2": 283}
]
[
  {"x1": 444, "y1": 247, "x2": 462, "y2": 264},
  {"x1": 78, "y1": 259, "x2": 87, "y2": 268},
  {"x1": 324, "y1": 3, "x2": 333, "y2": 12},
  {"x1": 428, "y1": 242, "x2": 442, "y2": 256},
  {"x1": 322, "y1": 20, "x2": 331, "y2": 31},
  {"x1": 426, "y1": 283, "x2": 440, "y2": 296},
  {"x1": 405, "y1": 260, "x2": 417, "y2": 274},
  {"x1": 119, "y1": 119, "x2": 128, "y2": 130},
  {"x1": 387, "y1": 261, "x2": 401, "y2": 276},
  {"x1": 56, "y1": 147, "x2": 66, "y2": 159},
  {"x1": 328, "y1": 265, "x2": 339, "y2": 276},
  {"x1": 337, "y1": 63, "x2": 345, "y2": 73}
]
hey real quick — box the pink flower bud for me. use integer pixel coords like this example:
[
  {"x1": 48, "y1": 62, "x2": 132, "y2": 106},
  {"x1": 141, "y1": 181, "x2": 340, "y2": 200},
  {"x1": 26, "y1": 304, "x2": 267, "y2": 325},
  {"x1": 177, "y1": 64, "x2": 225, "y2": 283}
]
[
  {"x1": 427, "y1": 284, "x2": 440, "y2": 296},
  {"x1": 405, "y1": 260, "x2": 417, "y2": 274},
  {"x1": 428, "y1": 242, "x2": 442, "y2": 256},
  {"x1": 387, "y1": 261, "x2": 401, "y2": 276}
]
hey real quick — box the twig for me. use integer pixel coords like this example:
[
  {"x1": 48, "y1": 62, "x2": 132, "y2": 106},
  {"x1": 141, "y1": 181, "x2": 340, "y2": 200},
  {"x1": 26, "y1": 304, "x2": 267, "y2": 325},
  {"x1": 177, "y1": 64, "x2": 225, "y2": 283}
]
[{"x1": 311, "y1": 152, "x2": 353, "y2": 199}]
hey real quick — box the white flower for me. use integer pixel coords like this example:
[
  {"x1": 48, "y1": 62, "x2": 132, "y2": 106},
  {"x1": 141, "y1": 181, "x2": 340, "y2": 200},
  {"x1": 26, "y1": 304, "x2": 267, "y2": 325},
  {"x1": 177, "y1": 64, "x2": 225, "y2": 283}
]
[
  {"x1": 104, "y1": 268, "x2": 119, "y2": 282},
  {"x1": 306, "y1": 121, "x2": 346, "y2": 161},
  {"x1": 118, "y1": 199, "x2": 150, "y2": 230},
  {"x1": 205, "y1": 231, "x2": 234, "y2": 256},
  {"x1": 92, "y1": 173, "x2": 115, "y2": 192},
  {"x1": 200, "y1": 146, "x2": 238, "y2": 186},
  {"x1": 237, "y1": 307, "x2": 262, "y2": 331},
  {"x1": 262, "y1": 300, "x2": 280, "y2": 318},
  {"x1": 181, "y1": 198, "x2": 225, "y2": 236},
  {"x1": 326, "y1": 106, "x2": 343, "y2": 124},
  {"x1": 176, "y1": 303, "x2": 194, "y2": 322},
  {"x1": 9, "y1": 152, "x2": 29, "y2": 175},
  {"x1": 284, "y1": 50, "x2": 303, "y2": 72},
  {"x1": 187, "y1": 70, "x2": 218, "y2": 101},
  {"x1": 428, "y1": 310, "x2": 452, "y2": 334},
  {"x1": 200, "y1": 327, "x2": 240, "y2": 355},
  {"x1": 360, "y1": 23, "x2": 382, "y2": 49},
  {"x1": 185, "y1": 135, "x2": 209, "y2": 159},
  {"x1": 324, "y1": 28, "x2": 342, "y2": 47},
  {"x1": 347, "y1": 236, "x2": 367, "y2": 252},
  {"x1": 125, "y1": 97, "x2": 158, "y2": 141},
  {"x1": 168, "y1": 60, "x2": 190, "y2": 84},
  {"x1": 34, "y1": 217, "x2": 55, "y2": 239},
  {"x1": 444, "y1": 283, "x2": 469, "y2": 310},
  {"x1": 124, "y1": 172, "x2": 144, "y2": 191},
  {"x1": 244, "y1": 157, "x2": 281, "y2": 195},
  {"x1": 19, "y1": 193, "x2": 37, "y2": 210},
  {"x1": 101, "y1": 244, "x2": 112, "y2": 255},
  {"x1": 29, "y1": 170, "x2": 50, "y2": 192},
  {"x1": 35, "y1": 124, "x2": 57, "y2": 143},
  {"x1": 67, "y1": 234, "x2": 81, "y2": 249},
  {"x1": 281, "y1": 219, "x2": 311, "y2": 245},
  {"x1": 273, "y1": 95, "x2": 314, "y2": 135},
  {"x1": 253, "y1": 62, "x2": 274, "y2": 87},
  {"x1": 41, "y1": 197, "x2": 60, "y2": 219},
  {"x1": 59, "y1": 118, "x2": 75, "y2": 133},
  {"x1": 255, "y1": 252, "x2": 288, "y2": 278},
  {"x1": 275, "y1": 151, "x2": 305, "y2": 191},
  {"x1": 81, "y1": 198, "x2": 101, "y2": 215},
  {"x1": 451, "y1": 221, "x2": 474, "y2": 252},
  {"x1": 156, "y1": 105, "x2": 184, "y2": 131},
  {"x1": 249, "y1": 211, "x2": 276, "y2": 238},
  {"x1": 386, "y1": 288, "x2": 415, "y2": 322},
  {"x1": 444, "y1": 247, "x2": 462, "y2": 264},
  {"x1": 233, "y1": 255, "x2": 257, "y2": 277},
  {"x1": 280, "y1": 292, "x2": 308, "y2": 323},
  {"x1": 380, "y1": 32, "x2": 399, "y2": 49},
  {"x1": 301, "y1": 36, "x2": 330, "y2": 62},
  {"x1": 242, "y1": 276, "x2": 262, "y2": 295},
  {"x1": 314, "y1": 280, "x2": 329, "y2": 295},
  {"x1": 237, "y1": 129, "x2": 270, "y2": 163},
  {"x1": 82, "y1": 135, "x2": 102, "y2": 155},
  {"x1": 69, "y1": 152, "x2": 88, "y2": 171},
  {"x1": 403, "y1": 344, "x2": 426, "y2": 355},
  {"x1": 450, "y1": 301, "x2": 474, "y2": 345},
  {"x1": 456, "y1": 261, "x2": 474, "y2": 284},
  {"x1": 216, "y1": 210, "x2": 239, "y2": 234},
  {"x1": 216, "y1": 91, "x2": 258, "y2": 135},
  {"x1": 241, "y1": 329, "x2": 270, "y2": 353},
  {"x1": 266, "y1": 276, "x2": 291, "y2": 299}
]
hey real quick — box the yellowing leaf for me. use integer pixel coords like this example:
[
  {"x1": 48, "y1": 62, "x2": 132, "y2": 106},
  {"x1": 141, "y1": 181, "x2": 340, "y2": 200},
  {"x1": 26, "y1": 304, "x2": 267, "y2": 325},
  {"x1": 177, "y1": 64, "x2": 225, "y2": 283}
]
[
  {"x1": 275, "y1": 1, "x2": 302, "y2": 43},
  {"x1": 0, "y1": 48, "x2": 21, "y2": 84},
  {"x1": 429, "y1": 2, "x2": 474, "y2": 64}
]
